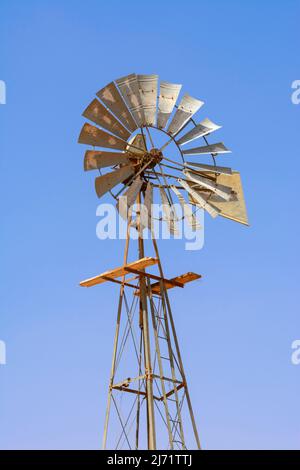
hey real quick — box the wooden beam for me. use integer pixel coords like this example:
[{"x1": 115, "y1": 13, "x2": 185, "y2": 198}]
[
  {"x1": 135, "y1": 272, "x2": 201, "y2": 295},
  {"x1": 79, "y1": 257, "x2": 158, "y2": 288},
  {"x1": 124, "y1": 267, "x2": 184, "y2": 288},
  {"x1": 99, "y1": 276, "x2": 137, "y2": 289},
  {"x1": 150, "y1": 272, "x2": 201, "y2": 295}
]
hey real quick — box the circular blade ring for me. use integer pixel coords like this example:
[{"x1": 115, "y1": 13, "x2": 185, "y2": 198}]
[{"x1": 79, "y1": 73, "x2": 240, "y2": 226}]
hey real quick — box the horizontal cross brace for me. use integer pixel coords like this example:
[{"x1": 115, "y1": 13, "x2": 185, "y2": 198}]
[
  {"x1": 113, "y1": 375, "x2": 146, "y2": 388},
  {"x1": 124, "y1": 267, "x2": 184, "y2": 288},
  {"x1": 135, "y1": 272, "x2": 202, "y2": 296},
  {"x1": 152, "y1": 374, "x2": 182, "y2": 385},
  {"x1": 159, "y1": 382, "x2": 185, "y2": 401},
  {"x1": 111, "y1": 385, "x2": 161, "y2": 401},
  {"x1": 100, "y1": 276, "x2": 137, "y2": 289},
  {"x1": 150, "y1": 272, "x2": 201, "y2": 295}
]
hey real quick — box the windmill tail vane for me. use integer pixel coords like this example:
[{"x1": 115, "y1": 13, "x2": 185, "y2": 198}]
[{"x1": 78, "y1": 73, "x2": 248, "y2": 450}]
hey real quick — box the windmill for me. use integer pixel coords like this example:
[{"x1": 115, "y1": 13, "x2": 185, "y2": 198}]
[{"x1": 78, "y1": 73, "x2": 248, "y2": 450}]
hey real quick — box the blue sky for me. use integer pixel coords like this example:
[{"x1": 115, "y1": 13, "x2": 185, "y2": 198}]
[{"x1": 0, "y1": 0, "x2": 299, "y2": 449}]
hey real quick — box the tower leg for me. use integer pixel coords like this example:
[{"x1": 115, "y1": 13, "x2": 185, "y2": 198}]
[
  {"x1": 135, "y1": 329, "x2": 143, "y2": 449},
  {"x1": 102, "y1": 219, "x2": 131, "y2": 450},
  {"x1": 152, "y1": 237, "x2": 201, "y2": 450},
  {"x1": 138, "y1": 195, "x2": 156, "y2": 450}
]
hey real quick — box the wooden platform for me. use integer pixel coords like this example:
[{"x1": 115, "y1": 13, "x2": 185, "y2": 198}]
[
  {"x1": 135, "y1": 272, "x2": 201, "y2": 295},
  {"x1": 150, "y1": 272, "x2": 201, "y2": 294},
  {"x1": 79, "y1": 257, "x2": 158, "y2": 288}
]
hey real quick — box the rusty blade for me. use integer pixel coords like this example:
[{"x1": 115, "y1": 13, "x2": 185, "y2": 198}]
[
  {"x1": 78, "y1": 123, "x2": 127, "y2": 150},
  {"x1": 95, "y1": 165, "x2": 135, "y2": 198},
  {"x1": 117, "y1": 176, "x2": 143, "y2": 220},
  {"x1": 138, "y1": 74, "x2": 158, "y2": 126},
  {"x1": 84, "y1": 150, "x2": 130, "y2": 171},
  {"x1": 167, "y1": 94, "x2": 204, "y2": 136},
  {"x1": 178, "y1": 178, "x2": 220, "y2": 218},
  {"x1": 182, "y1": 142, "x2": 231, "y2": 156},
  {"x1": 82, "y1": 98, "x2": 130, "y2": 141},
  {"x1": 97, "y1": 81, "x2": 137, "y2": 133},
  {"x1": 126, "y1": 133, "x2": 147, "y2": 157},
  {"x1": 184, "y1": 169, "x2": 233, "y2": 201},
  {"x1": 116, "y1": 73, "x2": 144, "y2": 127},
  {"x1": 177, "y1": 118, "x2": 221, "y2": 145},
  {"x1": 157, "y1": 81, "x2": 182, "y2": 129}
]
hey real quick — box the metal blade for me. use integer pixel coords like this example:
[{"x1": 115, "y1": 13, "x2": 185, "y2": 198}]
[
  {"x1": 170, "y1": 185, "x2": 201, "y2": 231},
  {"x1": 184, "y1": 162, "x2": 232, "y2": 175},
  {"x1": 116, "y1": 74, "x2": 144, "y2": 127},
  {"x1": 157, "y1": 81, "x2": 182, "y2": 129},
  {"x1": 159, "y1": 187, "x2": 178, "y2": 235},
  {"x1": 186, "y1": 186, "x2": 232, "y2": 204},
  {"x1": 97, "y1": 81, "x2": 137, "y2": 132},
  {"x1": 176, "y1": 118, "x2": 221, "y2": 145},
  {"x1": 184, "y1": 169, "x2": 233, "y2": 201},
  {"x1": 82, "y1": 98, "x2": 130, "y2": 141},
  {"x1": 207, "y1": 171, "x2": 248, "y2": 225},
  {"x1": 167, "y1": 94, "x2": 204, "y2": 136},
  {"x1": 182, "y1": 142, "x2": 231, "y2": 156},
  {"x1": 117, "y1": 176, "x2": 143, "y2": 220},
  {"x1": 140, "y1": 181, "x2": 153, "y2": 230},
  {"x1": 78, "y1": 123, "x2": 127, "y2": 150},
  {"x1": 126, "y1": 133, "x2": 146, "y2": 157},
  {"x1": 84, "y1": 150, "x2": 130, "y2": 171},
  {"x1": 138, "y1": 74, "x2": 158, "y2": 126},
  {"x1": 178, "y1": 178, "x2": 220, "y2": 218},
  {"x1": 94, "y1": 165, "x2": 135, "y2": 198}
]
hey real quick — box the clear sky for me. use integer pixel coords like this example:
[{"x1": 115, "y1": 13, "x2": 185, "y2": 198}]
[{"x1": 0, "y1": 0, "x2": 299, "y2": 450}]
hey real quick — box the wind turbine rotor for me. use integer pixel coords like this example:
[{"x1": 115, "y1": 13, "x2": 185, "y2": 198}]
[{"x1": 78, "y1": 73, "x2": 248, "y2": 229}]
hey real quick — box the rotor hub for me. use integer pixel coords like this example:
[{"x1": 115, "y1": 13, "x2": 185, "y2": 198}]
[{"x1": 138, "y1": 147, "x2": 163, "y2": 171}]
